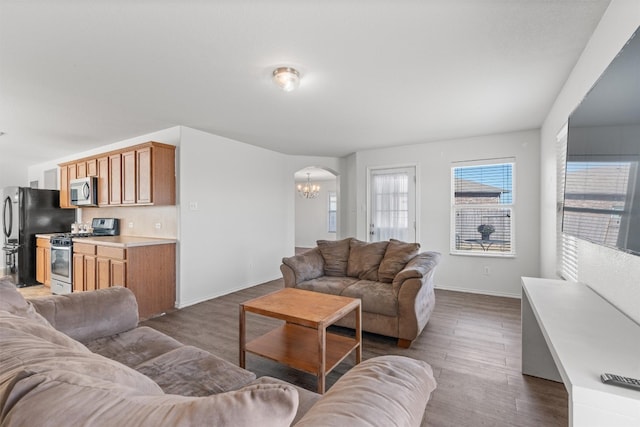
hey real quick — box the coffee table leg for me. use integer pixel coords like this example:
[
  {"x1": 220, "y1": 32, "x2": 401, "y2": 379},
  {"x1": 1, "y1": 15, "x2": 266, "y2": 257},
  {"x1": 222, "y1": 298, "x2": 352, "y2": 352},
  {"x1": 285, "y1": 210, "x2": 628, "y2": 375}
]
[
  {"x1": 318, "y1": 326, "x2": 326, "y2": 394},
  {"x1": 239, "y1": 305, "x2": 246, "y2": 368}
]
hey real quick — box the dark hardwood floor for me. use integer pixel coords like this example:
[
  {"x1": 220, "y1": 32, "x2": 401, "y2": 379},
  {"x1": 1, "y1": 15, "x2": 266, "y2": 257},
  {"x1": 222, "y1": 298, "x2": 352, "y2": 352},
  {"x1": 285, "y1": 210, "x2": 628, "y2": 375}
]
[{"x1": 142, "y1": 279, "x2": 568, "y2": 426}]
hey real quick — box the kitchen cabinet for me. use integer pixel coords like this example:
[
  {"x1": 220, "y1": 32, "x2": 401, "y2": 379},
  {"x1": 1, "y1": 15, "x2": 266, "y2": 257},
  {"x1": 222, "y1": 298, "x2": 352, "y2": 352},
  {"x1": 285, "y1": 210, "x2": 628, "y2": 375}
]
[
  {"x1": 108, "y1": 153, "x2": 122, "y2": 205},
  {"x1": 59, "y1": 163, "x2": 78, "y2": 209},
  {"x1": 35, "y1": 238, "x2": 51, "y2": 287},
  {"x1": 96, "y1": 245, "x2": 127, "y2": 288},
  {"x1": 58, "y1": 141, "x2": 175, "y2": 208},
  {"x1": 97, "y1": 157, "x2": 109, "y2": 205},
  {"x1": 73, "y1": 243, "x2": 96, "y2": 292},
  {"x1": 121, "y1": 150, "x2": 136, "y2": 204},
  {"x1": 86, "y1": 159, "x2": 97, "y2": 177},
  {"x1": 71, "y1": 238, "x2": 174, "y2": 319}
]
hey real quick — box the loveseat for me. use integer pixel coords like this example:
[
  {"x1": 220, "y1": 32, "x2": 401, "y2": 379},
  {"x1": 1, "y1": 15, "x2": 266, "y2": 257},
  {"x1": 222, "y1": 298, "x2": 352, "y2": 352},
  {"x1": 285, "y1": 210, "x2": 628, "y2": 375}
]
[
  {"x1": 281, "y1": 238, "x2": 441, "y2": 348},
  {"x1": 0, "y1": 278, "x2": 437, "y2": 426}
]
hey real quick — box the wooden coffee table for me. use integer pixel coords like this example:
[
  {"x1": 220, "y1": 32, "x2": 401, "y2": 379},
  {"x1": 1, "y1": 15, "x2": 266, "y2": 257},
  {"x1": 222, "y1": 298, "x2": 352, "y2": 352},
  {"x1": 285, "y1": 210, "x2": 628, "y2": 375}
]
[{"x1": 239, "y1": 287, "x2": 362, "y2": 394}]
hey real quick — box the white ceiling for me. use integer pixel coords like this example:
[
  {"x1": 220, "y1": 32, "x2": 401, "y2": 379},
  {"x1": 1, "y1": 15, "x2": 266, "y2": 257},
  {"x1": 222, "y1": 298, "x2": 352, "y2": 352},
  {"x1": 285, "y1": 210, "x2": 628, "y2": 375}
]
[{"x1": 0, "y1": 0, "x2": 612, "y2": 167}]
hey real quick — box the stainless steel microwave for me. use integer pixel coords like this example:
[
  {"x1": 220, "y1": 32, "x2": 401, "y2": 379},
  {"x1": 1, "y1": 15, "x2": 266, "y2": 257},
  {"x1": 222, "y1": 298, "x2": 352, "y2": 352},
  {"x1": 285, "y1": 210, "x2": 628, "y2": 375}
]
[{"x1": 69, "y1": 177, "x2": 98, "y2": 206}]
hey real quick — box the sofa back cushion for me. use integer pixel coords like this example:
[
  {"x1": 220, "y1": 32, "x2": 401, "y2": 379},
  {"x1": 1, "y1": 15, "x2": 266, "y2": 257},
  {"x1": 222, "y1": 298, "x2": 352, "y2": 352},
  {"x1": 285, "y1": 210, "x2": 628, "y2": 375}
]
[
  {"x1": 317, "y1": 238, "x2": 352, "y2": 276},
  {"x1": 0, "y1": 277, "x2": 50, "y2": 326},
  {"x1": 29, "y1": 287, "x2": 139, "y2": 343},
  {"x1": 2, "y1": 370, "x2": 298, "y2": 427},
  {"x1": 377, "y1": 239, "x2": 421, "y2": 283},
  {"x1": 347, "y1": 240, "x2": 389, "y2": 281}
]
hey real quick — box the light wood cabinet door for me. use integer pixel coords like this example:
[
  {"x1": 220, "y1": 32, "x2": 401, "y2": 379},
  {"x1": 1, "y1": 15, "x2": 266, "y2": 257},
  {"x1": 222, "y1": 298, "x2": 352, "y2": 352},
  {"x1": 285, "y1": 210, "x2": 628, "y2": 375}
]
[
  {"x1": 77, "y1": 162, "x2": 87, "y2": 178},
  {"x1": 44, "y1": 248, "x2": 51, "y2": 286},
  {"x1": 97, "y1": 257, "x2": 111, "y2": 289},
  {"x1": 108, "y1": 154, "x2": 122, "y2": 205},
  {"x1": 36, "y1": 246, "x2": 45, "y2": 284},
  {"x1": 97, "y1": 157, "x2": 109, "y2": 205},
  {"x1": 59, "y1": 166, "x2": 70, "y2": 208},
  {"x1": 36, "y1": 239, "x2": 51, "y2": 286},
  {"x1": 73, "y1": 253, "x2": 85, "y2": 292},
  {"x1": 110, "y1": 260, "x2": 126, "y2": 287},
  {"x1": 136, "y1": 147, "x2": 152, "y2": 204},
  {"x1": 86, "y1": 159, "x2": 97, "y2": 177},
  {"x1": 85, "y1": 255, "x2": 97, "y2": 291},
  {"x1": 122, "y1": 150, "x2": 136, "y2": 204}
]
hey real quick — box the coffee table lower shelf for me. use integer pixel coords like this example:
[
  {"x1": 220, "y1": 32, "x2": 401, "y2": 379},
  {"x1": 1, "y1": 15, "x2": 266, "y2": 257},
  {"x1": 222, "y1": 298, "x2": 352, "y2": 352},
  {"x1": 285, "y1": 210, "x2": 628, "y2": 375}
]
[{"x1": 245, "y1": 323, "x2": 359, "y2": 375}]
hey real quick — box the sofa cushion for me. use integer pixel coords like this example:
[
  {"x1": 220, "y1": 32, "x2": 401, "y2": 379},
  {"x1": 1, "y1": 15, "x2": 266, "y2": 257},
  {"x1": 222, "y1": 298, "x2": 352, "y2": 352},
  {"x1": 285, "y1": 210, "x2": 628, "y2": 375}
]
[
  {"x1": 347, "y1": 240, "x2": 389, "y2": 281},
  {"x1": 0, "y1": 318, "x2": 163, "y2": 398},
  {"x1": 250, "y1": 376, "x2": 321, "y2": 426},
  {"x1": 296, "y1": 276, "x2": 359, "y2": 296},
  {"x1": 0, "y1": 310, "x2": 89, "y2": 353},
  {"x1": 85, "y1": 326, "x2": 184, "y2": 368},
  {"x1": 2, "y1": 370, "x2": 298, "y2": 427},
  {"x1": 295, "y1": 355, "x2": 436, "y2": 427},
  {"x1": 135, "y1": 345, "x2": 257, "y2": 396},
  {"x1": 0, "y1": 277, "x2": 50, "y2": 327},
  {"x1": 317, "y1": 238, "x2": 351, "y2": 276},
  {"x1": 29, "y1": 286, "x2": 139, "y2": 343},
  {"x1": 341, "y1": 280, "x2": 398, "y2": 317},
  {"x1": 378, "y1": 239, "x2": 421, "y2": 283}
]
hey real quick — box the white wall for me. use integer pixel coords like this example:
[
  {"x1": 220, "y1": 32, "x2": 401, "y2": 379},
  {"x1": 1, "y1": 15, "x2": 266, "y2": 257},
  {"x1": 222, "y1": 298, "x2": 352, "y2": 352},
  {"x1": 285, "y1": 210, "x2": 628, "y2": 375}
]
[
  {"x1": 177, "y1": 127, "x2": 290, "y2": 306},
  {"x1": 355, "y1": 129, "x2": 541, "y2": 297},
  {"x1": 540, "y1": 0, "x2": 640, "y2": 324},
  {"x1": 294, "y1": 178, "x2": 337, "y2": 247},
  {"x1": 178, "y1": 135, "x2": 344, "y2": 307}
]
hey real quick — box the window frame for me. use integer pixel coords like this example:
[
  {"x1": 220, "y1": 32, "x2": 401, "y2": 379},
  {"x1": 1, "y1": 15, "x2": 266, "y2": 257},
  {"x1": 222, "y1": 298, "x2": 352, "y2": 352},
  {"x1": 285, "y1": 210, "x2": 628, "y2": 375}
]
[
  {"x1": 450, "y1": 158, "x2": 516, "y2": 258},
  {"x1": 327, "y1": 191, "x2": 337, "y2": 233}
]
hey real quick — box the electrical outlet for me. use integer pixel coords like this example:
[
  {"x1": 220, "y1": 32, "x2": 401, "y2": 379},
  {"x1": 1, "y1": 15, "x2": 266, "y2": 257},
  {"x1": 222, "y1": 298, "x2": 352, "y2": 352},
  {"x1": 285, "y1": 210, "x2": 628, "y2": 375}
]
[
  {"x1": 189, "y1": 201, "x2": 198, "y2": 211},
  {"x1": 483, "y1": 266, "x2": 491, "y2": 275},
  {"x1": 128, "y1": 222, "x2": 134, "y2": 228},
  {"x1": 155, "y1": 223, "x2": 162, "y2": 229}
]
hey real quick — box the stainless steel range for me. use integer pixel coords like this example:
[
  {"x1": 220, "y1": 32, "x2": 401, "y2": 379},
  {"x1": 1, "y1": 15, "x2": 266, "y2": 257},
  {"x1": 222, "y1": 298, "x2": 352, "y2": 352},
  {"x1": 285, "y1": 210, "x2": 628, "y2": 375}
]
[{"x1": 50, "y1": 218, "x2": 120, "y2": 295}]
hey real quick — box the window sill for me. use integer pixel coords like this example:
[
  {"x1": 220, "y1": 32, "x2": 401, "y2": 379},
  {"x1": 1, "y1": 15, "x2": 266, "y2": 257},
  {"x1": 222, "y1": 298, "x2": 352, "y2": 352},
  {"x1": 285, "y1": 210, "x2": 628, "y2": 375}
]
[{"x1": 450, "y1": 250, "x2": 516, "y2": 259}]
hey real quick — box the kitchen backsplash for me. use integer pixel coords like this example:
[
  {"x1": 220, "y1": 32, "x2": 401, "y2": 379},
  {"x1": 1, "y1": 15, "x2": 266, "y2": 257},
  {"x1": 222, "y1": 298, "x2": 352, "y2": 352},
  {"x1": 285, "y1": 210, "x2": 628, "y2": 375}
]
[{"x1": 81, "y1": 206, "x2": 177, "y2": 238}]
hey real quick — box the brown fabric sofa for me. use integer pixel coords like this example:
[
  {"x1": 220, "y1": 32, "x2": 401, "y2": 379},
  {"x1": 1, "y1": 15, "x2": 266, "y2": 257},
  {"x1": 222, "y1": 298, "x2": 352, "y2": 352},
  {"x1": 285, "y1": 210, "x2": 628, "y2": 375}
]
[
  {"x1": 281, "y1": 238, "x2": 441, "y2": 348},
  {"x1": 0, "y1": 278, "x2": 437, "y2": 427}
]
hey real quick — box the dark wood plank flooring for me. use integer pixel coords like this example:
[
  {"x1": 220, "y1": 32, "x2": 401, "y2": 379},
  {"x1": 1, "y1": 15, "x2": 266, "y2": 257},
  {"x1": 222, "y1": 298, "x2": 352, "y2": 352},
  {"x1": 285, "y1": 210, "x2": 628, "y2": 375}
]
[{"x1": 142, "y1": 279, "x2": 568, "y2": 426}]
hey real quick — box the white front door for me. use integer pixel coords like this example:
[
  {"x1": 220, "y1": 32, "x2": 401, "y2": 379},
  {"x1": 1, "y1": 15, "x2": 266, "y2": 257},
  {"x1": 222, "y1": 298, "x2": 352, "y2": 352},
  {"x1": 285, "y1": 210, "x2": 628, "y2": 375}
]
[{"x1": 368, "y1": 167, "x2": 416, "y2": 242}]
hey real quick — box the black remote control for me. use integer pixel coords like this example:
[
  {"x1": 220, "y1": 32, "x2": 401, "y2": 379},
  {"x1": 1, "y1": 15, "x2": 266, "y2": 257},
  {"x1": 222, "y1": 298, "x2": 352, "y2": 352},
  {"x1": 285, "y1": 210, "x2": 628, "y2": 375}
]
[{"x1": 601, "y1": 373, "x2": 640, "y2": 391}]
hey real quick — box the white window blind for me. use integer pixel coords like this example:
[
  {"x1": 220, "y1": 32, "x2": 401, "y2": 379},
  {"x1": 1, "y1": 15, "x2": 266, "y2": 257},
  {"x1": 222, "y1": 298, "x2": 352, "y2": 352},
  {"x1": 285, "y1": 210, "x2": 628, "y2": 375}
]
[
  {"x1": 556, "y1": 125, "x2": 578, "y2": 281},
  {"x1": 328, "y1": 191, "x2": 337, "y2": 233},
  {"x1": 451, "y1": 159, "x2": 515, "y2": 256}
]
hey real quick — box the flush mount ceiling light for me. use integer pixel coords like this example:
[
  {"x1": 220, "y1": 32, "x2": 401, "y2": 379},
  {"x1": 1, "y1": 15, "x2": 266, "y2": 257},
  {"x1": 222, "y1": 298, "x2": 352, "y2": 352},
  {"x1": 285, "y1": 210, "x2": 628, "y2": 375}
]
[{"x1": 272, "y1": 67, "x2": 300, "y2": 92}]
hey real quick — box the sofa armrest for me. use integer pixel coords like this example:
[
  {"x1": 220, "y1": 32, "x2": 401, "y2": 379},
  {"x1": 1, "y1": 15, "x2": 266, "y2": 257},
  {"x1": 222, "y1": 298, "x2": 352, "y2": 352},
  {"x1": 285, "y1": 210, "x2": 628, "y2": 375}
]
[
  {"x1": 29, "y1": 286, "x2": 139, "y2": 343},
  {"x1": 294, "y1": 355, "x2": 436, "y2": 427},
  {"x1": 280, "y1": 248, "x2": 325, "y2": 287},
  {"x1": 392, "y1": 251, "x2": 441, "y2": 294}
]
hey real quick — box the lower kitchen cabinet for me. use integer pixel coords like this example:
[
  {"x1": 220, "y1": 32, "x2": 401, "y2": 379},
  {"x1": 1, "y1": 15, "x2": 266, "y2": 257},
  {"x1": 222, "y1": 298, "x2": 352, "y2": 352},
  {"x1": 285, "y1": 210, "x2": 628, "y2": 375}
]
[
  {"x1": 35, "y1": 238, "x2": 51, "y2": 287},
  {"x1": 72, "y1": 241, "x2": 175, "y2": 320}
]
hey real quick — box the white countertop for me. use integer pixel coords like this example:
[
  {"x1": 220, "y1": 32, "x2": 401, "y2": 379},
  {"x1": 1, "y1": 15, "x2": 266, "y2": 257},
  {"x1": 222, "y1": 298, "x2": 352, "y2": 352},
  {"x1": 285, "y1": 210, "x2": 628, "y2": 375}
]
[
  {"x1": 73, "y1": 235, "x2": 177, "y2": 248},
  {"x1": 35, "y1": 234, "x2": 176, "y2": 248}
]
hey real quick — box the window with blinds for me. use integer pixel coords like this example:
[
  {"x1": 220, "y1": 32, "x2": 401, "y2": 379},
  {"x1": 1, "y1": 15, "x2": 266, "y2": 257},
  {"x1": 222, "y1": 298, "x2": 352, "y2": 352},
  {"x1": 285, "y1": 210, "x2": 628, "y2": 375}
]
[
  {"x1": 328, "y1": 191, "x2": 337, "y2": 233},
  {"x1": 556, "y1": 125, "x2": 578, "y2": 281},
  {"x1": 451, "y1": 160, "x2": 515, "y2": 256}
]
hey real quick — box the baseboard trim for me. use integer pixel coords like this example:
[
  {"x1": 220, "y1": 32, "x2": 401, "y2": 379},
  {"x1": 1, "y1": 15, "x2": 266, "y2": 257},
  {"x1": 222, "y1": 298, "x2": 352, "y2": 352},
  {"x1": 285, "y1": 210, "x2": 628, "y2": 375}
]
[
  {"x1": 435, "y1": 284, "x2": 521, "y2": 299},
  {"x1": 176, "y1": 277, "x2": 281, "y2": 309}
]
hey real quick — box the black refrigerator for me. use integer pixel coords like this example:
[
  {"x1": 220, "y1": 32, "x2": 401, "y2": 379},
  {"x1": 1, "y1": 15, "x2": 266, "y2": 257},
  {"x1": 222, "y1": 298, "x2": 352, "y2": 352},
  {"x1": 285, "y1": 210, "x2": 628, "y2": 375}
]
[{"x1": 2, "y1": 187, "x2": 76, "y2": 287}]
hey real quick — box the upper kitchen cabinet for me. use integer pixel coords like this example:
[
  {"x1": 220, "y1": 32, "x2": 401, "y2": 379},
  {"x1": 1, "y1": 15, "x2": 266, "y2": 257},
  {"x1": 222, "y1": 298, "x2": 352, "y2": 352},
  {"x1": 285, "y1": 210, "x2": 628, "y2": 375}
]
[{"x1": 59, "y1": 142, "x2": 176, "y2": 208}]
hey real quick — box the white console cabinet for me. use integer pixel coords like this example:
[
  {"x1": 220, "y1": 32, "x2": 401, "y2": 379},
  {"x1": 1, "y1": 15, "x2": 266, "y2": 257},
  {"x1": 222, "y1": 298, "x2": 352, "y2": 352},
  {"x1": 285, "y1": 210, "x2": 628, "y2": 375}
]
[{"x1": 521, "y1": 277, "x2": 640, "y2": 426}]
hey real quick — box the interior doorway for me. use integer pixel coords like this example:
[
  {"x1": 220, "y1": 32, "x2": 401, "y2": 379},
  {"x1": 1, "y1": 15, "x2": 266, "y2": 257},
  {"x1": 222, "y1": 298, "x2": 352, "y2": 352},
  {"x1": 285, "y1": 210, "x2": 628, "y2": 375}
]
[{"x1": 294, "y1": 167, "x2": 339, "y2": 250}]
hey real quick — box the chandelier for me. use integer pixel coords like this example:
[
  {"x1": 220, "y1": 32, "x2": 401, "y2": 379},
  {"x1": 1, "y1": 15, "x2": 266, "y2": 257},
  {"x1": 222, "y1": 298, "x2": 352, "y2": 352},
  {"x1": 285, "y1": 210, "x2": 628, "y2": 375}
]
[{"x1": 297, "y1": 173, "x2": 320, "y2": 199}]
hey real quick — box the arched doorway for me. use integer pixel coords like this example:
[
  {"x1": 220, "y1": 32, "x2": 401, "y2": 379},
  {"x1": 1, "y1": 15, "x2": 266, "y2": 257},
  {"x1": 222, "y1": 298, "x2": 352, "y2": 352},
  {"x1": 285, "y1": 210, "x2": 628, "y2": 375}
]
[{"x1": 294, "y1": 167, "x2": 339, "y2": 251}]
